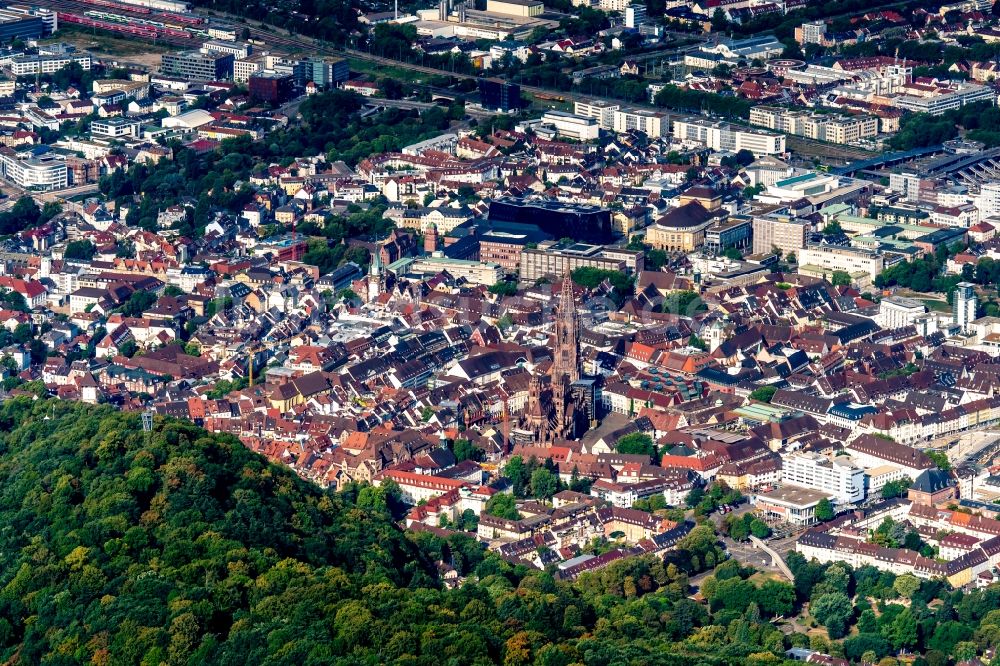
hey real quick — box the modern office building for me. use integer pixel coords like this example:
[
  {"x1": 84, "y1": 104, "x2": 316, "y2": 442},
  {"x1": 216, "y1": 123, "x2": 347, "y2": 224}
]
[
  {"x1": 878, "y1": 295, "x2": 928, "y2": 330},
  {"x1": 0, "y1": 6, "x2": 46, "y2": 43},
  {"x1": 298, "y1": 57, "x2": 349, "y2": 88},
  {"x1": 477, "y1": 222, "x2": 552, "y2": 272},
  {"x1": 573, "y1": 100, "x2": 619, "y2": 129},
  {"x1": 10, "y1": 52, "x2": 91, "y2": 76},
  {"x1": 754, "y1": 486, "x2": 833, "y2": 527},
  {"x1": 704, "y1": 216, "x2": 752, "y2": 253},
  {"x1": 540, "y1": 110, "x2": 599, "y2": 141},
  {"x1": 0, "y1": 152, "x2": 67, "y2": 190},
  {"x1": 625, "y1": 2, "x2": 646, "y2": 28},
  {"x1": 233, "y1": 56, "x2": 264, "y2": 83},
  {"x1": 889, "y1": 171, "x2": 923, "y2": 203},
  {"x1": 797, "y1": 245, "x2": 885, "y2": 283},
  {"x1": 91, "y1": 117, "x2": 141, "y2": 139},
  {"x1": 749, "y1": 106, "x2": 878, "y2": 146},
  {"x1": 388, "y1": 255, "x2": 503, "y2": 286},
  {"x1": 160, "y1": 51, "x2": 234, "y2": 81},
  {"x1": 955, "y1": 281, "x2": 977, "y2": 333},
  {"x1": 488, "y1": 197, "x2": 613, "y2": 244},
  {"x1": 672, "y1": 119, "x2": 785, "y2": 156},
  {"x1": 782, "y1": 452, "x2": 865, "y2": 504},
  {"x1": 752, "y1": 214, "x2": 808, "y2": 256},
  {"x1": 612, "y1": 108, "x2": 666, "y2": 138},
  {"x1": 519, "y1": 240, "x2": 643, "y2": 281},
  {"x1": 3, "y1": 5, "x2": 56, "y2": 34},
  {"x1": 485, "y1": 0, "x2": 543, "y2": 16},
  {"x1": 248, "y1": 72, "x2": 296, "y2": 103},
  {"x1": 478, "y1": 79, "x2": 521, "y2": 112},
  {"x1": 202, "y1": 40, "x2": 252, "y2": 59},
  {"x1": 891, "y1": 82, "x2": 996, "y2": 116},
  {"x1": 977, "y1": 182, "x2": 1000, "y2": 219}
]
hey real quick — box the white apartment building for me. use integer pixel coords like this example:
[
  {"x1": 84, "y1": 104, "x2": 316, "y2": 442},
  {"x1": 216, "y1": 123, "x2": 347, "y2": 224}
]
[
  {"x1": 955, "y1": 281, "x2": 977, "y2": 333},
  {"x1": 752, "y1": 214, "x2": 808, "y2": 256},
  {"x1": 782, "y1": 452, "x2": 865, "y2": 504},
  {"x1": 91, "y1": 118, "x2": 141, "y2": 139},
  {"x1": 977, "y1": 182, "x2": 1000, "y2": 219},
  {"x1": 798, "y1": 20, "x2": 826, "y2": 44},
  {"x1": 574, "y1": 100, "x2": 619, "y2": 129},
  {"x1": 931, "y1": 204, "x2": 978, "y2": 228},
  {"x1": 672, "y1": 119, "x2": 785, "y2": 157},
  {"x1": 625, "y1": 3, "x2": 646, "y2": 27},
  {"x1": 878, "y1": 295, "x2": 928, "y2": 330},
  {"x1": 10, "y1": 53, "x2": 92, "y2": 76},
  {"x1": 207, "y1": 25, "x2": 238, "y2": 41},
  {"x1": 749, "y1": 106, "x2": 878, "y2": 146},
  {"x1": 541, "y1": 110, "x2": 599, "y2": 141},
  {"x1": 233, "y1": 57, "x2": 264, "y2": 83},
  {"x1": 798, "y1": 245, "x2": 885, "y2": 282},
  {"x1": 890, "y1": 171, "x2": 922, "y2": 203},
  {"x1": 612, "y1": 108, "x2": 666, "y2": 138},
  {"x1": 865, "y1": 464, "x2": 908, "y2": 496},
  {"x1": 202, "y1": 40, "x2": 252, "y2": 59},
  {"x1": 0, "y1": 153, "x2": 67, "y2": 190},
  {"x1": 892, "y1": 82, "x2": 996, "y2": 116}
]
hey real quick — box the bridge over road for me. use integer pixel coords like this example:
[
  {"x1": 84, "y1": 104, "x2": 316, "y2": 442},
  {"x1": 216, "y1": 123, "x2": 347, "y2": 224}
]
[{"x1": 749, "y1": 535, "x2": 795, "y2": 581}]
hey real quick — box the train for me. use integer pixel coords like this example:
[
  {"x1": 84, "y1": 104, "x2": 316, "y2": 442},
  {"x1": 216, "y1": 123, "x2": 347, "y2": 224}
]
[
  {"x1": 76, "y1": 0, "x2": 192, "y2": 16},
  {"x1": 60, "y1": 11, "x2": 198, "y2": 39},
  {"x1": 534, "y1": 92, "x2": 565, "y2": 102},
  {"x1": 157, "y1": 11, "x2": 202, "y2": 24},
  {"x1": 77, "y1": 0, "x2": 151, "y2": 14},
  {"x1": 59, "y1": 12, "x2": 157, "y2": 38},
  {"x1": 117, "y1": 0, "x2": 191, "y2": 13}
]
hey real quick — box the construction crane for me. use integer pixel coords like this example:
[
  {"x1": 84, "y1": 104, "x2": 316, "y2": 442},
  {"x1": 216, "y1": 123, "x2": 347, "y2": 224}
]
[
  {"x1": 246, "y1": 342, "x2": 264, "y2": 388},
  {"x1": 244, "y1": 329, "x2": 306, "y2": 387}
]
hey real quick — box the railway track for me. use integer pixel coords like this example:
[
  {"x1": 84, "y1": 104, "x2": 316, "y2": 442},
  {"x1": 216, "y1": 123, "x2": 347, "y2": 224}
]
[
  {"x1": 43, "y1": 0, "x2": 203, "y2": 46},
  {"x1": 36, "y1": 0, "x2": 864, "y2": 163}
]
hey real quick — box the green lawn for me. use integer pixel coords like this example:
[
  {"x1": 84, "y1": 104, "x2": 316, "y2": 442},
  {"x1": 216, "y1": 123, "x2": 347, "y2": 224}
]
[{"x1": 919, "y1": 299, "x2": 952, "y2": 313}]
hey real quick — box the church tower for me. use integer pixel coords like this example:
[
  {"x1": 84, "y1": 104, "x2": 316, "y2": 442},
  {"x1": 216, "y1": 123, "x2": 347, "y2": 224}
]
[
  {"x1": 551, "y1": 270, "x2": 580, "y2": 384},
  {"x1": 706, "y1": 318, "x2": 726, "y2": 353},
  {"x1": 368, "y1": 249, "x2": 383, "y2": 303},
  {"x1": 523, "y1": 374, "x2": 547, "y2": 440},
  {"x1": 424, "y1": 222, "x2": 438, "y2": 254},
  {"x1": 551, "y1": 270, "x2": 580, "y2": 439}
]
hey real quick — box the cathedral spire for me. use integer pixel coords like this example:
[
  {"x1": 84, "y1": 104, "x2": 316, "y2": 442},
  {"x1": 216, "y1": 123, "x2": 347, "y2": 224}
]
[
  {"x1": 552, "y1": 269, "x2": 579, "y2": 385},
  {"x1": 560, "y1": 267, "x2": 575, "y2": 317}
]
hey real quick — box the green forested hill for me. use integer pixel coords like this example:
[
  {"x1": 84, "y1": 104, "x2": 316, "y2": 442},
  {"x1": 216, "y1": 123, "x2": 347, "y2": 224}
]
[{"x1": 0, "y1": 398, "x2": 429, "y2": 665}]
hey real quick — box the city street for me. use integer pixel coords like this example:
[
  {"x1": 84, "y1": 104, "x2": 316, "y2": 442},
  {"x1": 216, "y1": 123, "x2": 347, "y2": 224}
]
[
  {"x1": 943, "y1": 430, "x2": 1000, "y2": 466},
  {"x1": 708, "y1": 503, "x2": 801, "y2": 578}
]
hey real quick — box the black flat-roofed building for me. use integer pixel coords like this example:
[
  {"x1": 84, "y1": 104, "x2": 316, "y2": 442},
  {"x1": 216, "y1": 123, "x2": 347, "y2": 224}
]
[
  {"x1": 488, "y1": 197, "x2": 613, "y2": 244},
  {"x1": 478, "y1": 79, "x2": 521, "y2": 112},
  {"x1": 0, "y1": 13, "x2": 42, "y2": 43}
]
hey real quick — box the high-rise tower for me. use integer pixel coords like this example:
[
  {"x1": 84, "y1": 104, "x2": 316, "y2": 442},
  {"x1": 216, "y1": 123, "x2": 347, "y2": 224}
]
[{"x1": 954, "y1": 281, "x2": 977, "y2": 333}]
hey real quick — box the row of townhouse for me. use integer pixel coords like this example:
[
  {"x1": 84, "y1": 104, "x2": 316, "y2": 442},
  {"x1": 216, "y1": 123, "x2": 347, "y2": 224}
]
[{"x1": 856, "y1": 396, "x2": 1000, "y2": 442}]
